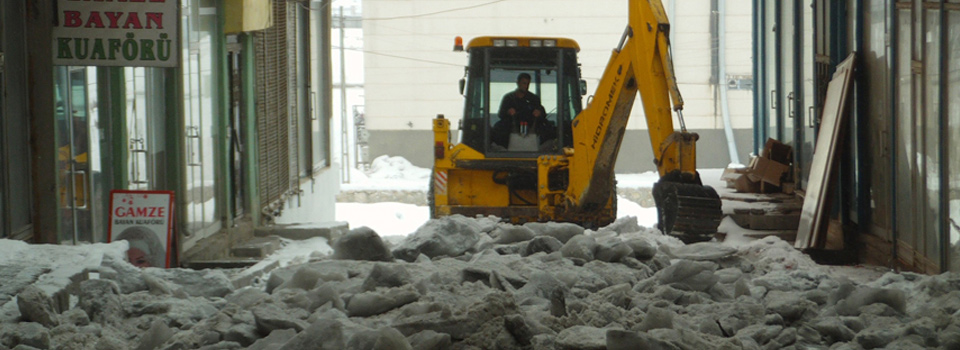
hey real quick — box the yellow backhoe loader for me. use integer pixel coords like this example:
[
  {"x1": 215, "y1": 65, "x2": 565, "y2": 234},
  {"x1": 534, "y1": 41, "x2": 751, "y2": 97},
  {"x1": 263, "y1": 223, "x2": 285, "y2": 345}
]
[{"x1": 429, "y1": 0, "x2": 723, "y2": 242}]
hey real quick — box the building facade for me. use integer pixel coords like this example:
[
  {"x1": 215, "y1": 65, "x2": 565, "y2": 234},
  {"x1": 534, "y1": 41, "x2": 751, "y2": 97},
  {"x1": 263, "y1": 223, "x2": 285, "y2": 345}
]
[
  {"x1": 755, "y1": 0, "x2": 960, "y2": 273},
  {"x1": 361, "y1": 0, "x2": 756, "y2": 172},
  {"x1": 0, "y1": 0, "x2": 340, "y2": 265}
]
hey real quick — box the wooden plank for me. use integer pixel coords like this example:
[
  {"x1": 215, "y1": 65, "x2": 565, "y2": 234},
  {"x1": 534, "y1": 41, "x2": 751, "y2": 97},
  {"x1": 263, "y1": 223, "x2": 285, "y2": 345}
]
[
  {"x1": 896, "y1": 241, "x2": 941, "y2": 274},
  {"x1": 858, "y1": 233, "x2": 893, "y2": 268},
  {"x1": 795, "y1": 53, "x2": 857, "y2": 249},
  {"x1": 824, "y1": 219, "x2": 845, "y2": 250}
]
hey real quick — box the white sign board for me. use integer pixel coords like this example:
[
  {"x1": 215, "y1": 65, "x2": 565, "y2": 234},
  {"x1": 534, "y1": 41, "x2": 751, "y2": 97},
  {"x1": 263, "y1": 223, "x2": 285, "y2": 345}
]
[
  {"x1": 109, "y1": 190, "x2": 175, "y2": 268},
  {"x1": 52, "y1": 0, "x2": 179, "y2": 67}
]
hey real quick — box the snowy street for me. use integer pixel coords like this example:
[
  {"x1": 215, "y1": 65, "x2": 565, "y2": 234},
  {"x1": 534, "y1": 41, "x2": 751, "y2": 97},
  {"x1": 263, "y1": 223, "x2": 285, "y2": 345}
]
[{"x1": 1, "y1": 157, "x2": 959, "y2": 349}]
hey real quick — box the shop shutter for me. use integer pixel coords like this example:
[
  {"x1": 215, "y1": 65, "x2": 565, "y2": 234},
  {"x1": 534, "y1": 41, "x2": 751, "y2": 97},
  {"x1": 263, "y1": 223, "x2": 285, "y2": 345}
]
[{"x1": 254, "y1": 0, "x2": 296, "y2": 210}]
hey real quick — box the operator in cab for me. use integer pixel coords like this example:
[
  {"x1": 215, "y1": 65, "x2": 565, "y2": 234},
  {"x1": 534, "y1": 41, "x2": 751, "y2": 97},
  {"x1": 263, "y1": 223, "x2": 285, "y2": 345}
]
[{"x1": 492, "y1": 73, "x2": 555, "y2": 150}]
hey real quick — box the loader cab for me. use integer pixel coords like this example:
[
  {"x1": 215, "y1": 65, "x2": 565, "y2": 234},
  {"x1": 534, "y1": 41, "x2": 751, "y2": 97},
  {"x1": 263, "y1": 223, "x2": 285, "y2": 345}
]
[{"x1": 459, "y1": 37, "x2": 583, "y2": 158}]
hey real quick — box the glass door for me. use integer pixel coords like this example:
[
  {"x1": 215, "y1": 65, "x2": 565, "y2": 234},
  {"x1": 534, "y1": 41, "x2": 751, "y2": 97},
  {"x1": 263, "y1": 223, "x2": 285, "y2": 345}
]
[
  {"x1": 55, "y1": 66, "x2": 107, "y2": 244},
  {"x1": 948, "y1": 7, "x2": 959, "y2": 272},
  {"x1": 779, "y1": 0, "x2": 797, "y2": 169},
  {"x1": 227, "y1": 42, "x2": 245, "y2": 219},
  {"x1": 765, "y1": 0, "x2": 779, "y2": 140},
  {"x1": 0, "y1": 8, "x2": 5, "y2": 238},
  {"x1": 182, "y1": 0, "x2": 221, "y2": 238},
  {"x1": 799, "y1": 0, "x2": 816, "y2": 190},
  {"x1": 125, "y1": 67, "x2": 167, "y2": 191}
]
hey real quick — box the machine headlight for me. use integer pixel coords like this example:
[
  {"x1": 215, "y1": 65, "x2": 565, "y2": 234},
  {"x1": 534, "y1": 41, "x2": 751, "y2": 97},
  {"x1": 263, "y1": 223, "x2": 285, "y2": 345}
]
[
  {"x1": 529, "y1": 39, "x2": 542, "y2": 47},
  {"x1": 493, "y1": 39, "x2": 505, "y2": 47},
  {"x1": 543, "y1": 40, "x2": 557, "y2": 47},
  {"x1": 505, "y1": 39, "x2": 519, "y2": 47}
]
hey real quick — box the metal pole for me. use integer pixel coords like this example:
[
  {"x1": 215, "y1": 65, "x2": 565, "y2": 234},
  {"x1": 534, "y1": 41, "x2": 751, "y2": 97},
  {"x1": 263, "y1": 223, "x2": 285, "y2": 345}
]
[
  {"x1": 26, "y1": 0, "x2": 60, "y2": 244},
  {"x1": 339, "y1": 6, "x2": 350, "y2": 183},
  {"x1": 65, "y1": 69, "x2": 78, "y2": 245}
]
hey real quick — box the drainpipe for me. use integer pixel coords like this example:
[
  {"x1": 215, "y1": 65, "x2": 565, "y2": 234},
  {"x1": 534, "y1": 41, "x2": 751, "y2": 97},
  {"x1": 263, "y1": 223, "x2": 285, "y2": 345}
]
[{"x1": 718, "y1": 0, "x2": 740, "y2": 164}]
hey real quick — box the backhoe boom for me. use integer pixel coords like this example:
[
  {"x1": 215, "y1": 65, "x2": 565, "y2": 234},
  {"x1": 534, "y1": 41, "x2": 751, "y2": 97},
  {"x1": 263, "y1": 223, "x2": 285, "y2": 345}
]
[{"x1": 558, "y1": 0, "x2": 722, "y2": 239}]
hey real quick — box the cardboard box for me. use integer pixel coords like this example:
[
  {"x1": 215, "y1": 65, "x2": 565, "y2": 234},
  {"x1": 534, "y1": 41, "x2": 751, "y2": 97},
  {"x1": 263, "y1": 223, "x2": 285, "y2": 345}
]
[
  {"x1": 751, "y1": 156, "x2": 789, "y2": 187},
  {"x1": 762, "y1": 138, "x2": 793, "y2": 165},
  {"x1": 721, "y1": 166, "x2": 749, "y2": 188},
  {"x1": 734, "y1": 173, "x2": 761, "y2": 193}
]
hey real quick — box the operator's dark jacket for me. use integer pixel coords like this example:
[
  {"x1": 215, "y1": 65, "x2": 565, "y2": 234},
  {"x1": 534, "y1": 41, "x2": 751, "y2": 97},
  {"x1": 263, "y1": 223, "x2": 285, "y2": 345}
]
[{"x1": 493, "y1": 90, "x2": 552, "y2": 148}]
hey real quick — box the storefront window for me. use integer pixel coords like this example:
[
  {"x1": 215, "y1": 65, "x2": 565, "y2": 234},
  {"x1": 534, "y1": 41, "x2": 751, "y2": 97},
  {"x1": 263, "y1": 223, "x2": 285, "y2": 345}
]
[{"x1": 895, "y1": 9, "x2": 915, "y2": 259}]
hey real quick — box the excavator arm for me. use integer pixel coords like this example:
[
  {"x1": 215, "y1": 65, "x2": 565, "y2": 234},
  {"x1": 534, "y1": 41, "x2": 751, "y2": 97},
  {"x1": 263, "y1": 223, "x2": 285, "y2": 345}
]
[{"x1": 558, "y1": 0, "x2": 722, "y2": 240}]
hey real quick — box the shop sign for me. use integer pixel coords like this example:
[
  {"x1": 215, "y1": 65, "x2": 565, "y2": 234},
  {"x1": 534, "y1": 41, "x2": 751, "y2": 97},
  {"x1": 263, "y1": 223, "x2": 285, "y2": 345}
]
[
  {"x1": 52, "y1": 0, "x2": 180, "y2": 67},
  {"x1": 108, "y1": 190, "x2": 175, "y2": 268}
]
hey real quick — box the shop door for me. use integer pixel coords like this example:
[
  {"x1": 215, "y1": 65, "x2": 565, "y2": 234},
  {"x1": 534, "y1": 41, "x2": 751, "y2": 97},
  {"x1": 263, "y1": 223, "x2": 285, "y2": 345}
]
[
  {"x1": 764, "y1": 0, "x2": 779, "y2": 141},
  {"x1": 227, "y1": 42, "x2": 245, "y2": 219},
  {"x1": 125, "y1": 67, "x2": 167, "y2": 191},
  {"x1": 55, "y1": 67, "x2": 107, "y2": 244},
  {"x1": 0, "y1": 12, "x2": 5, "y2": 238},
  {"x1": 779, "y1": 0, "x2": 798, "y2": 178}
]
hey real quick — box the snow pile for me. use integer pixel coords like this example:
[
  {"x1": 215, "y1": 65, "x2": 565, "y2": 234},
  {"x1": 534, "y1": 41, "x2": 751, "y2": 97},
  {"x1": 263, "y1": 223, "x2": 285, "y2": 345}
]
[
  {"x1": 3, "y1": 217, "x2": 960, "y2": 350},
  {"x1": 363, "y1": 155, "x2": 430, "y2": 181},
  {"x1": 343, "y1": 156, "x2": 430, "y2": 192}
]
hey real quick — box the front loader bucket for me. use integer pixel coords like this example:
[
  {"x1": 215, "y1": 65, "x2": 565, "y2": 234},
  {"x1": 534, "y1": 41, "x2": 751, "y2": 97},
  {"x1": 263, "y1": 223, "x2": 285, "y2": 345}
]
[{"x1": 653, "y1": 180, "x2": 723, "y2": 243}]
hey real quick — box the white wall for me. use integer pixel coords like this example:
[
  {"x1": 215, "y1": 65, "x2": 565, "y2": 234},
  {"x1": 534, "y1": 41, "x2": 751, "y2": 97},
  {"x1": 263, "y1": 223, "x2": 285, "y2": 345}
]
[
  {"x1": 274, "y1": 166, "x2": 340, "y2": 224},
  {"x1": 362, "y1": 0, "x2": 754, "y2": 132}
]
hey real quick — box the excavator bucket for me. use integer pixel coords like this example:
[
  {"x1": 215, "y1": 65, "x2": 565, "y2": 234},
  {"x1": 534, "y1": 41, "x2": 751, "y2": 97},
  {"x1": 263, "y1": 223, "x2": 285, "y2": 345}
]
[{"x1": 652, "y1": 180, "x2": 723, "y2": 243}]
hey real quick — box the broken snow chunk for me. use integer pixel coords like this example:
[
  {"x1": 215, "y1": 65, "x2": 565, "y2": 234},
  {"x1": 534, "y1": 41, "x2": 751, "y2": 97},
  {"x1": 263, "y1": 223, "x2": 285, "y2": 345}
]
[
  {"x1": 277, "y1": 266, "x2": 324, "y2": 291},
  {"x1": 406, "y1": 330, "x2": 452, "y2": 350},
  {"x1": 524, "y1": 222, "x2": 584, "y2": 243},
  {"x1": 560, "y1": 235, "x2": 598, "y2": 262},
  {"x1": 715, "y1": 267, "x2": 744, "y2": 284},
  {"x1": 625, "y1": 238, "x2": 657, "y2": 260},
  {"x1": 143, "y1": 268, "x2": 234, "y2": 298},
  {"x1": 16, "y1": 286, "x2": 59, "y2": 328},
  {"x1": 136, "y1": 319, "x2": 174, "y2": 350},
  {"x1": 764, "y1": 290, "x2": 816, "y2": 322},
  {"x1": 346, "y1": 286, "x2": 420, "y2": 317},
  {"x1": 77, "y1": 279, "x2": 123, "y2": 324},
  {"x1": 835, "y1": 287, "x2": 906, "y2": 316},
  {"x1": 606, "y1": 329, "x2": 655, "y2": 350},
  {"x1": 392, "y1": 216, "x2": 483, "y2": 262},
  {"x1": 0, "y1": 322, "x2": 51, "y2": 349},
  {"x1": 524, "y1": 236, "x2": 563, "y2": 256},
  {"x1": 362, "y1": 263, "x2": 412, "y2": 291},
  {"x1": 491, "y1": 223, "x2": 536, "y2": 244},
  {"x1": 812, "y1": 317, "x2": 856, "y2": 343},
  {"x1": 225, "y1": 288, "x2": 273, "y2": 309},
  {"x1": 598, "y1": 216, "x2": 641, "y2": 235},
  {"x1": 245, "y1": 329, "x2": 296, "y2": 350},
  {"x1": 734, "y1": 277, "x2": 752, "y2": 298},
  {"x1": 655, "y1": 260, "x2": 719, "y2": 292},
  {"x1": 734, "y1": 324, "x2": 782, "y2": 346},
  {"x1": 253, "y1": 304, "x2": 309, "y2": 334},
  {"x1": 855, "y1": 327, "x2": 900, "y2": 349},
  {"x1": 98, "y1": 254, "x2": 147, "y2": 294},
  {"x1": 332, "y1": 226, "x2": 394, "y2": 262},
  {"x1": 595, "y1": 240, "x2": 634, "y2": 263},
  {"x1": 661, "y1": 242, "x2": 738, "y2": 261},
  {"x1": 278, "y1": 319, "x2": 347, "y2": 350},
  {"x1": 638, "y1": 307, "x2": 675, "y2": 331},
  {"x1": 370, "y1": 327, "x2": 413, "y2": 350},
  {"x1": 556, "y1": 326, "x2": 607, "y2": 350}
]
